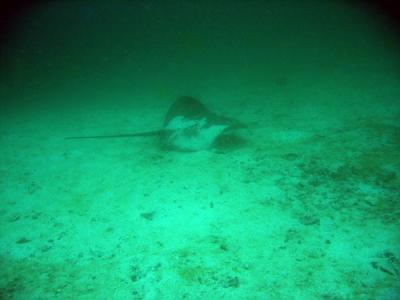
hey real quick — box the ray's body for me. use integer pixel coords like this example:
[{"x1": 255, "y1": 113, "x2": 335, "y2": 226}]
[{"x1": 66, "y1": 96, "x2": 245, "y2": 152}]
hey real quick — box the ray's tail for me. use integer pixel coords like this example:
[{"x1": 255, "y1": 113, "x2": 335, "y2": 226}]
[{"x1": 65, "y1": 130, "x2": 162, "y2": 140}]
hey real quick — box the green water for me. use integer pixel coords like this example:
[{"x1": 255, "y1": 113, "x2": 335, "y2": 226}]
[{"x1": 1, "y1": 1, "x2": 399, "y2": 299}]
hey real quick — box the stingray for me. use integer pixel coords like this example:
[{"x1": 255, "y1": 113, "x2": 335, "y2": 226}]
[{"x1": 66, "y1": 96, "x2": 246, "y2": 152}]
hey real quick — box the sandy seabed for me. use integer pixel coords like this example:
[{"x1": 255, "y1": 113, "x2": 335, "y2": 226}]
[{"x1": 1, "y1": 66, "x2": 399, "y2": 300}]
